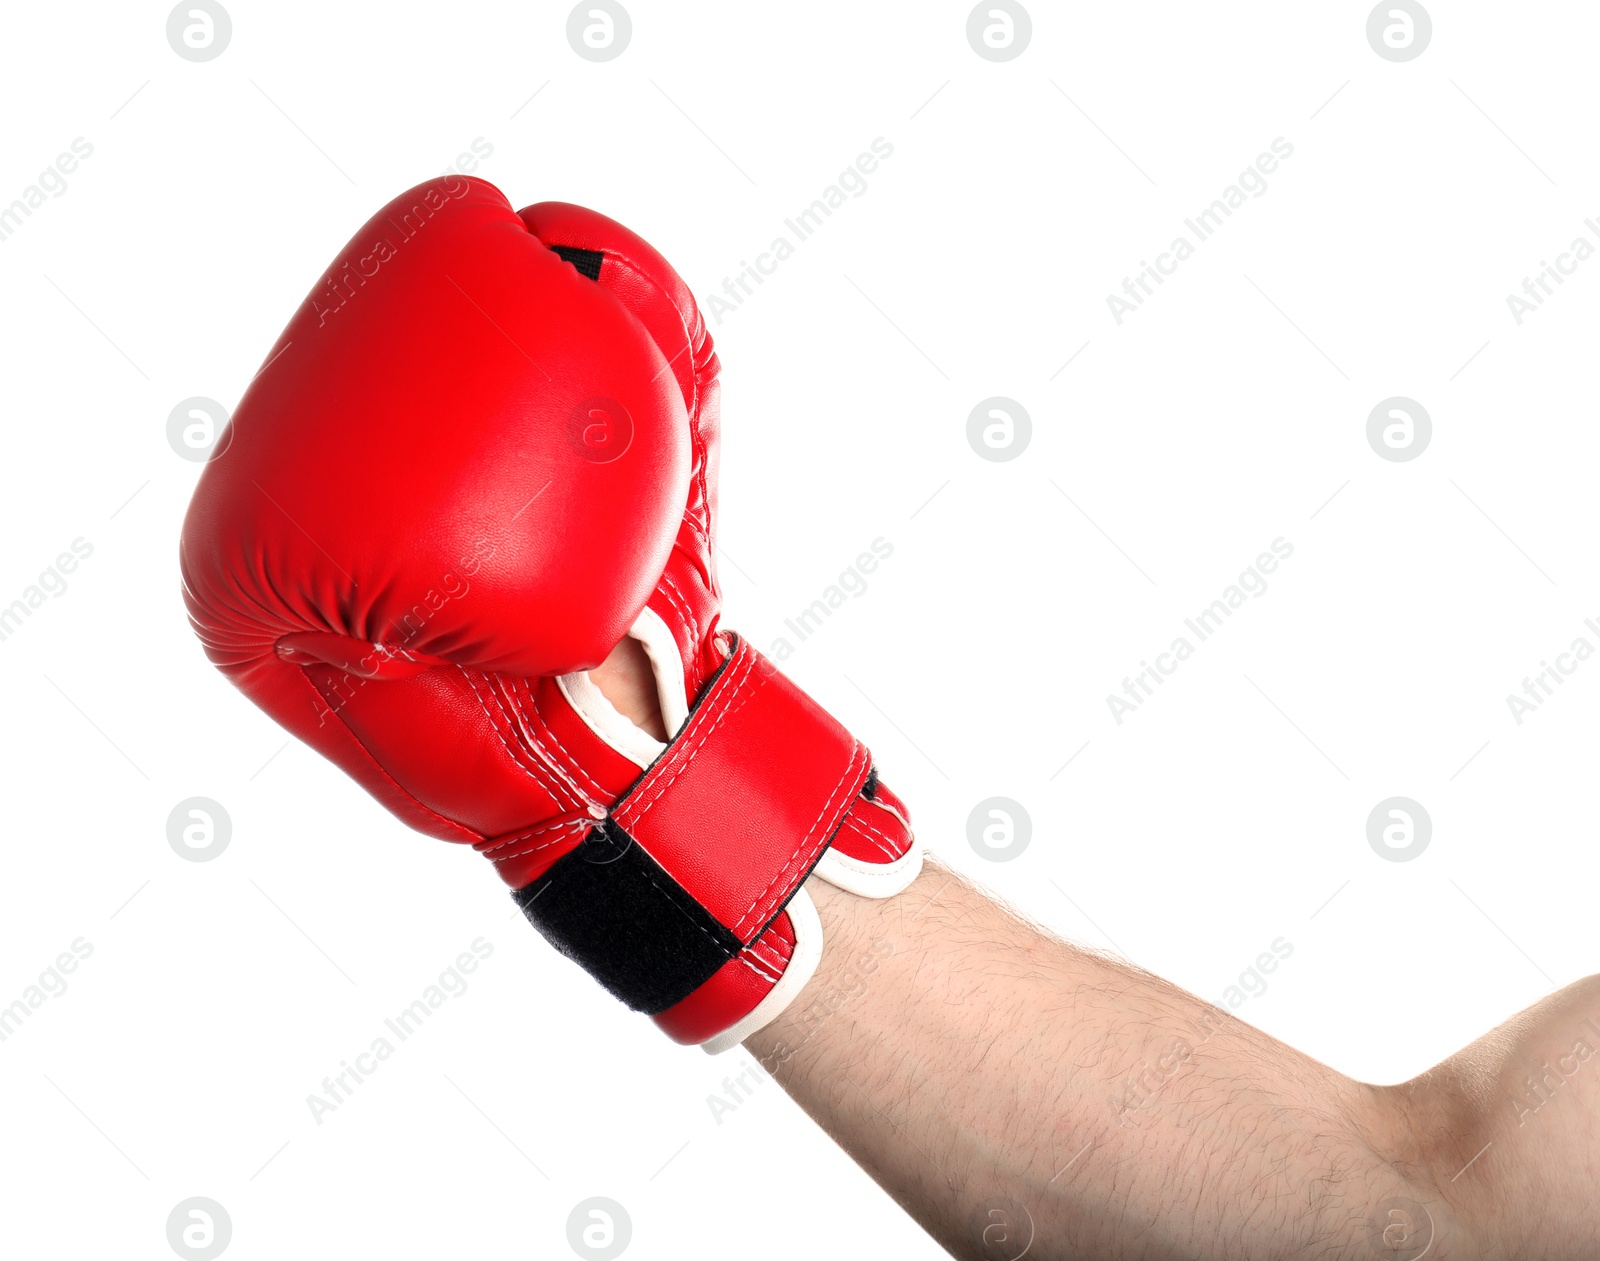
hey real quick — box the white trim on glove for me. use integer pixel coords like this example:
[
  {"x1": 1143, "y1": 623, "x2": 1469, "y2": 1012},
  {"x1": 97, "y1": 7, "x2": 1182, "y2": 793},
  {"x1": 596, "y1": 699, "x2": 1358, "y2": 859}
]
[
  {"x1": 556, "y1": 606, "x2": 689, "y2": 769},
  {"x1": 701, "y1": 884, "x2": 823, "y2": 1055}
]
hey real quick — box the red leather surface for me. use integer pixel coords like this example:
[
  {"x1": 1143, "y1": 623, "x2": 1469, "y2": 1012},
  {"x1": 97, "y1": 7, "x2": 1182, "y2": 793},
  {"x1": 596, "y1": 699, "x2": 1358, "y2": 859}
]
[
  {"x1": 180, "y1": 177, "x2": 691, "y2": 844},
  {"x1": 183, "y1": 179, "x2": 912, "y2": 1046},
  {"x1": 520, "y1": 202, "x2": 726, "y2": 704},
  {"x1": 613, "y1": 638, "x2": 869, "y2": 940},
  {"x1": 830, "y1": 793, "x2": 916, "y2": 865},
  {"x1": 653, "y1": 910, "x2": 798, "y2": 1045}
]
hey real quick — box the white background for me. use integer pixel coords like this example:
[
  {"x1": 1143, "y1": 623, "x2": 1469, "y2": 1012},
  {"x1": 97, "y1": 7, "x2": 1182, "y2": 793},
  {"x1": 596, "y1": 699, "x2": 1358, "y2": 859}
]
[{"x1": 2, "y1": 1, "x2": 1597, "y2": 1257}]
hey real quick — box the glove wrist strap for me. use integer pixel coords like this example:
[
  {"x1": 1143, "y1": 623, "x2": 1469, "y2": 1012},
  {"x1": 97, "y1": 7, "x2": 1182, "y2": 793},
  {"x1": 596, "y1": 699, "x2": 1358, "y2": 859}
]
[{"x1": 514, "y1": 635, "x2": 868, "y2": 1015}]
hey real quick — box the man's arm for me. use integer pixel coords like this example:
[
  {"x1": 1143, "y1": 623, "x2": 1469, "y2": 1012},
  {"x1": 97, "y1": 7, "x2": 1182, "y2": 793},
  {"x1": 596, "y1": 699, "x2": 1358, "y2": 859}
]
[
  {"x1": 745, "y1": 863, "x2": 1600, "y2": 1260},
  {"x1": 591, "y1": 644, "x2": 1600, "y2": 1258}
]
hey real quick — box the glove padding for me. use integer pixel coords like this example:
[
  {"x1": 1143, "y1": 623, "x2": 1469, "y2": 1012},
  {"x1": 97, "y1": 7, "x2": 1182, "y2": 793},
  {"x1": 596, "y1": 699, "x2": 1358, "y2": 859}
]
[{"x1": 181, "y1": 178, "x2": 920, "y2": 1053}]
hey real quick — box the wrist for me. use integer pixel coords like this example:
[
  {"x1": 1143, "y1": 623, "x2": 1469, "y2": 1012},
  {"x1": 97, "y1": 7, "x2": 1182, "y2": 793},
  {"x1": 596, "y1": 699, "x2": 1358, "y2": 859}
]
[
  {"x1": 744, "y1": 862, "x2": 940, "y2": 1072},
  {"x1": 587, "y1": 633, "x2": 668, "y2": 741}
]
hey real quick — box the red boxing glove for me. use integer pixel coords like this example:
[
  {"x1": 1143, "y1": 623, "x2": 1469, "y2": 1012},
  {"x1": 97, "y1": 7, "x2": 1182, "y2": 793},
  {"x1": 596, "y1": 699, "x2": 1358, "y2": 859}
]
[{"x1": 181, "y1": 178, "x2": 920, "y2": 1052}]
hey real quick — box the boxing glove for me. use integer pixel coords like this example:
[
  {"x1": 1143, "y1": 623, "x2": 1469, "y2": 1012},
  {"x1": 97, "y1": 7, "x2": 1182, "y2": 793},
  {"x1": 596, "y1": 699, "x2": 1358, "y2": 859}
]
[{"x1": 181, "y1": 177, "x2": 920, "y2": 1053}]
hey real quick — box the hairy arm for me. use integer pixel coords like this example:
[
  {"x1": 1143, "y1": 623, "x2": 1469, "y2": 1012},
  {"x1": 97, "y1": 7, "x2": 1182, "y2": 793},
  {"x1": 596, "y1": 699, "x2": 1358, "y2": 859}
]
[
  {"x1": 746, "y1": 865, "x2": 1600, "y2": 1259},
  {"x1": 592, "y1": 644, "x2": 1600, "y2": 1258}
]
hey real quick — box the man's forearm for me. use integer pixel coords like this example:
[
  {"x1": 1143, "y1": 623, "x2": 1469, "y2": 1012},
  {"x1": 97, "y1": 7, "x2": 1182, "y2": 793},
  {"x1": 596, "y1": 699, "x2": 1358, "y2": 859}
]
[
  {"x1": 585, "y1": 639, "x2": 1600, "y2": 1256},
  {"x1": 748, "y1": 862, "x2": 1474, "y2": 1260}
]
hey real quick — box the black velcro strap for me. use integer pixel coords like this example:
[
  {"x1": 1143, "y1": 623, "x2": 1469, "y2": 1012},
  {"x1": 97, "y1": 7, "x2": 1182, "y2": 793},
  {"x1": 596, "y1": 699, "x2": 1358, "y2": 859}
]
[
  {"x1": 550, "y1": 245, "x2": 604, "y2": 281},
  {"x1": 512, "y1": 821, "x2": 742, "y2": 1014}
]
